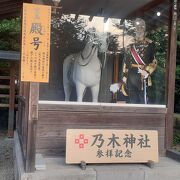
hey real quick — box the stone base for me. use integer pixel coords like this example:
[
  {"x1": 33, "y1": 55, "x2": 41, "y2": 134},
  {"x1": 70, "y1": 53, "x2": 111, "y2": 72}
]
[{"x1": 14, "y1": 131, "x2": 180, "y2": 180}]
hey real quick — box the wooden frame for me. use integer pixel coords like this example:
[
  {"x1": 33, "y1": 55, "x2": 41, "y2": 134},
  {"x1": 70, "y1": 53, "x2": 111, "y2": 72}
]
[
  {"x1": 15, "y1": 0, "x2": 179, "y2": 173},
  {"x1": 165, "y1": 0, "x2": 178, "y2": 149},
  {"x1": 37, "y1": 102, "x2": 166, "y2": 156}
]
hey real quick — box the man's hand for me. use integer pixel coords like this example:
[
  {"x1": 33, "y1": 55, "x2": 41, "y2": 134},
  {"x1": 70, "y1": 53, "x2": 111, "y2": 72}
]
[
  {"x1": 138, "y1": 68, "x2": 149, "y2": 78},
  {"x1": 110, "y1": 83, "x2": 120, "y2": 93},
  {"x1": 122, "y1": 76, "x2": 127, "y2": 83}
]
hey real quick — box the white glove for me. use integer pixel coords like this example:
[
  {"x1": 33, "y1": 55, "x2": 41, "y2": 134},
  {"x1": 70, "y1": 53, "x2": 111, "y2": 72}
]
[
  {"x1": 138, "y1": 68, "x2": 149, "y2": 79},
  {"x1": 110, "y1": 83, "x2": 120, "y2": 93}
]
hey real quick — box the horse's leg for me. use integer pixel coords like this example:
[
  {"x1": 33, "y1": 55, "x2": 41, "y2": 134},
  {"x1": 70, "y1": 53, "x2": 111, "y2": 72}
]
[
  {"x1": 63, "y1": 55, "x2": 73, "y2": 101},
  {"x1": 91, "y1": 84, "x2": 100, "y2": 102},
  {"x1": 64, "y1": 84, "x2": 72, "y2": 101},
  {"x1": 76, "y1": 81, "x2": 86, "y2": 102}
]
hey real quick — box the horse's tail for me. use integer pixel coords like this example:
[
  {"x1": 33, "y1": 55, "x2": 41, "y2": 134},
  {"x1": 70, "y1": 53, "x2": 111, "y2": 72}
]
[{"x1": 63, "y1": 55, "x2": 74, "y2": 101}]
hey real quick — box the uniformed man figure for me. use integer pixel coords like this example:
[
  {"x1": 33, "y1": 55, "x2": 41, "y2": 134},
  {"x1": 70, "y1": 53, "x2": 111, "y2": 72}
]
[{"x1": 110, "y1": 18, "x2": 157, "y2": 104}]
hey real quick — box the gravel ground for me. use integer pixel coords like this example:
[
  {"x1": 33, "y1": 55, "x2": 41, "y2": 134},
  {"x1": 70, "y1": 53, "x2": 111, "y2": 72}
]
[{"x1": 0, "y1": 130, "x2": 14, "y2": 180}]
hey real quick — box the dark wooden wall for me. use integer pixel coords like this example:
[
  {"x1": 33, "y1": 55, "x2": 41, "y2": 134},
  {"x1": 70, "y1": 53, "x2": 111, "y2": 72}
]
[
  {"x1": 0, "y1": 61, "x2": 18, "y2": 137},
  {"x1": 36, "y1": 103, "x2": 167, "y2": 156}
]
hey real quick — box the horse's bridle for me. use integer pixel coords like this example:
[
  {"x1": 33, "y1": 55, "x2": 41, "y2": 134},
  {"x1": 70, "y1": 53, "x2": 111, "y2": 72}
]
[
  {"x1": 78, "y1": 46, "x2": 96, "y2": 66},
  {"x1": 80, "y1": 45, "x2": 94, "y2": 60}
]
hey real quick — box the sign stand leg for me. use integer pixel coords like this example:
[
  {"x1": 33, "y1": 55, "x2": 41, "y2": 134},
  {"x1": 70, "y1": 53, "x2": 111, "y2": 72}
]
[
  {"x1": 146, "y1": 160, "x2": 155, "y2": 169},
  {"x1": 80, "y1": 161, "x2": 86, "y2": 170}
]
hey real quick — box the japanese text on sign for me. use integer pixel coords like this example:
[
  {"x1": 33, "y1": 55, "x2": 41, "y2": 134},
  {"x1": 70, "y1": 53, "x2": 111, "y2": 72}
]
[
  {"x1": 21, "y1": 3, "x2": 51, "y2": 82},
  {"x1": 66, "y1": 129, "x2": 159, "y2": 164}
]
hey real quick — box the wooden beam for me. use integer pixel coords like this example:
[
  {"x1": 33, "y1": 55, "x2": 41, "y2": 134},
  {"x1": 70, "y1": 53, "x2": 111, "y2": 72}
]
[
  {"x1": 0, "y1": 2, "x2": 22, "y2": 9},
  {"x1": 112, "y1": 54, "x2": 119, "y2": 101},
  {"x1": 0, "y1": 50, "x2": 20, "y2": 61},
  {"x1": 0, "y1": 76, "x2": 10, "y2": 80},
  {"x1": 166, "y1": 0, "x2": 178, "y2": 149},
  {"x1": 0, "y1": 67, "x2": 9, "y2": 70},
  {"x1": 0, "y1": 104, "x2": 9, "y2": 108},
  {"x1": 25, "y1": 82, "x2": 39, "y2": 172},
  {"x1": 0, "y1": 6, "x2": 22, "y2": 15},
  {"x1": 0, "y1": 104, "x2": 18, "y2": 108},
  {"x1": 22, "y1": 0, "x2": 42, "y2": 172},
  {"x1": 0, "y1": 85, "x2": 10, "y2": 89},
  {"x1": 0, "y1": 0, "x2": 22, "y2": 4},
  {"x1": 0, "y1": 94, "x2": 10, "y2": 98},
  {"x1": 62, "y1": 0, "x2": 83, "y2": 14},
  {"x1": 8, "y1": 62, "x2": 16, "y2": 138}
]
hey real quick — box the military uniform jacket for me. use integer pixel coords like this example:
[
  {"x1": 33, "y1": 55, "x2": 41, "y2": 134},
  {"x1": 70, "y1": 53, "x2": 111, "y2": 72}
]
[{"x1": 123, "y1": 38, "x2": 157, "y2": 90}]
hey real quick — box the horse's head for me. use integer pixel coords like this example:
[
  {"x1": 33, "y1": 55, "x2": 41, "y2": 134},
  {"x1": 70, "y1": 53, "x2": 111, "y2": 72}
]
[
  {"x1": 88, "y1": 34, "x2": 108, "y2": 53},
  {"x1": 85, "y1": 30, "x2": 109, "y2": 68},
  {"x1": 84, "y1": 41, "x2": 97, "y2": 50},
  {"x1": 82, "y1": 41, "x2": 98, "y2": 58},
  {"x1": 86, "y1": 29, "x2": 108, "y2": 52}
]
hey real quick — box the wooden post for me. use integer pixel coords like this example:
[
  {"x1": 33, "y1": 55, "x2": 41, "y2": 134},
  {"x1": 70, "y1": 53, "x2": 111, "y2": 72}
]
[
  {"x1": 114, "y1": 54, "x2": 119, "y2": 83},
  {"x1": 8, "y1": 62, "x2": 15, "y2": 137},
  {"x1": 166, "y1": 0, "x2": 178, "y2": 149},
  {"x1": 24, "y1": 0, "x2": 40, "y2": 172},
  {"x1": 25, "y1": 82, "x2": 39, "y2": 172},
  {"x1": 113, "y1": 54, "x2": 119, "y2": 101}
]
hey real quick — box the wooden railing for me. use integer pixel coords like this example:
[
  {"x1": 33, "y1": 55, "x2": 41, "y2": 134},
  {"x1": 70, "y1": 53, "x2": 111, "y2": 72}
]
[
  {"x1": 0, "y1": 62, "x2": 18, "y2": 137},
  {"x1": 0, "y1": 73, "x2": 10, "y2": 108}
]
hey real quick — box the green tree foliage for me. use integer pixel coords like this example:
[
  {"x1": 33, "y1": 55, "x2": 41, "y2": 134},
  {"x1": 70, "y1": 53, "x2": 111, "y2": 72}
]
[
  {"x1": 0, "y1": 18, "x2": 21, "y2": 51},
  {"x1": 175, "y1": 24, "x2": 180, "y2": 112},
  {"x1": 51, "y1": 13, "x2": 118, "y2": 60},
  {"x1": 177, "y1": 24, "x2": 180, "y2": 48},
  {"x1": 51, "y1": 13, "x2": 87, "y2": 60},
  {"x1": 147, "y1": 28, "x2": 168, "y2": 104}
]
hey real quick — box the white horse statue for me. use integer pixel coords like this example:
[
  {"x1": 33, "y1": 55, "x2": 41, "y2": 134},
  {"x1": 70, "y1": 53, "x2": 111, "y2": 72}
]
[{"x1": 63, "y1": 40, "x2": 102, "y2": 102}]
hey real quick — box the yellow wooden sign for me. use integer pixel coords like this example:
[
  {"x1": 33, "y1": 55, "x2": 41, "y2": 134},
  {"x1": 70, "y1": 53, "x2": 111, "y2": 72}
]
[
  {"x1": 21, "y1": 3, "x2": 51, "y2": 82},
  {"x1": 66, "y1": 129, "x2": 159, "y2": 164}
]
